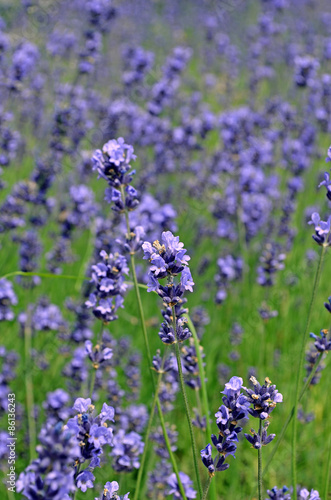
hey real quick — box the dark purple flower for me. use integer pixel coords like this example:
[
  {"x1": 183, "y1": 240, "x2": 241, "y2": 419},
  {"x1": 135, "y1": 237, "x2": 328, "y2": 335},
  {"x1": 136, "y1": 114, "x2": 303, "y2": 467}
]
[
  {"x1": 309, "y1": 329, "x2": 331, "y2": 353},
  {"x1": 244, "y1": 421, "x2": 276, "y2": 449},
  {"x1": 243, "y1": 376, "x2": 283, "y2": 420}
]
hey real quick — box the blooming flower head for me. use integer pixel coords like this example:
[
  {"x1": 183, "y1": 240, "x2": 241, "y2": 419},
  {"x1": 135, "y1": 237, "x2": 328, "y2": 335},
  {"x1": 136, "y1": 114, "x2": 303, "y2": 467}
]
[
  {"x1": 86, "y1": 250, "x2": 128, "y2": 323},
  {"x1": 66, "y1": 398, "x2": 114, "y2": 467},
  {"x1": 243, "y1": 376, "x2": 283, "y2": 420},
  {"x1": 142, "y1": 231, "x2": 191, "y2": 282}
]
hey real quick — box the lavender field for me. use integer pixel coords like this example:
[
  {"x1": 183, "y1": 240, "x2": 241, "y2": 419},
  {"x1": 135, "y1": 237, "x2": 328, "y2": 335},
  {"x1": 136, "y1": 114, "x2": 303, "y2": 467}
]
[{"x1": 0, "y1": 1, "x2": 330, "y2": 499}]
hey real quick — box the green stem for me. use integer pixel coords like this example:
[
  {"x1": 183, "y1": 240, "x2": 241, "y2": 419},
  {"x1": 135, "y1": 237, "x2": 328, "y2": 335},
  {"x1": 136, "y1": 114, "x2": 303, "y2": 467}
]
[
  {"x1": 0, "y1": 270, "x2": 87, "y2": 281},
  {"x1": 173, "y1": 308, "x2": 203, "y2": 499},
  {"x1": 258, "y1": 420, "x2": 263, "y2": 500},
  {"x1": 120, "y1": 186, "x2": 188, "y2": 500},
  {"x1": 292, "y1": 245, "x2": 326, "y2": 499},
  {"x1": 323, "y1": 426, "x2": 331, "y2": 500},
  {"x1": 134, "y1": 354, "x2": 166, "y2": 500},
  {"x1": 24, "y1": 319, "x2": 36, "y2": 461},
  {"x1": 7, "y1": 486, "x2": 15, "y2": 500},
  {"x1": 75, "y1": 224, "x2": 95, "y2": 292},
  {"x1": 185, "y1": 314, "x2": 217, "y2": 500},
  {"x1": 202, "y1": 476, "x2": 212, "y2": 500},
  {"x1": 263, "y1": 352, "x2": 324, "y2": 477}
]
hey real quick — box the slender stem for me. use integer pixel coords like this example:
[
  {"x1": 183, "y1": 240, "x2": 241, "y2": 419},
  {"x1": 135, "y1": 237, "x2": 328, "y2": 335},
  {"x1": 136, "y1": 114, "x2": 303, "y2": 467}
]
[
  {"x1": 263, "y1": 352, "x2": 324, "y2": 477},
  {"x1": 292, "y1": 246, "x2": 326, "y2": 499},
  {"x1": 130, "y1": 268, "x2": 187, "y2": 500},
  {"x1": 173, "y1": 308, "x2": 203, "y2": 499},
  {"x1": 24, "y1": 319, "x2": 36, "y2": 461},
  {"x1": 195, "y1": 389, "x2": 202, "y2": 417},
  {"x1": 202, "y1": 476, "x2": 212, "y2": 500},
  {"x1": 134, "y1": 355, "x2": 166, "y2": 500},
  {"x1": 120, "y1": 186, "x2": 187, "y2": 500},
  {"x1": 185, "y1": 314, "x2": 217, "y2": 500},
  {"x1": 258, "y1": 420, "x2": 263, "y2": 500},
  {"x1": 7, "y1": 486, "x2": 15, "y2": 500},
  {"x1": 75, "y1": 224, "x2": 95, "y2": 292},
  {"x1": 323, "y1": 426, "x2": 331, "y2": 500},
  {"x1": 0, "y1": 270, "x2": 87, "y2": 281}
]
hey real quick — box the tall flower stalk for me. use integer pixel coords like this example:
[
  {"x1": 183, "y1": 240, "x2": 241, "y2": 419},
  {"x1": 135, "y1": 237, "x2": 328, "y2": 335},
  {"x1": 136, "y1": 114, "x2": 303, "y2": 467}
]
[
  {"x1": 92, "y1": 138, "x2": 188, "y2": 499},
  {"x1": 291, "y1": 245, "x2": 326, "y2": 499},
  {"x1": 142, "y1": 230, "x2": 202, "y2": 498},
  {"x1": 172, "y1": 305, "x2": 202, "y2": 498},
  {"x1": 23, "y1": 315, "x2": 36, "y2": 461},
  {"x1": 243, "y1": 376, "x2": 283, "y2": 500},
  {"x1": 185, "y1": 314, "x2": 217, "y2": 500}
]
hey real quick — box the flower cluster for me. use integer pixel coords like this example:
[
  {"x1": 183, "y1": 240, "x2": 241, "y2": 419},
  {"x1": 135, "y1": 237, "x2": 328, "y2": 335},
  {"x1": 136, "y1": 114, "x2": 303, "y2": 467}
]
[
  {"x1": 309, "y1": 329, "x2": 331, "y2": 353},
  {"x1": 17, "y1": 422, "x2": 80, "y2": 500},
  {"x1": 92, "y1": 138, "x2": 138, "y2": 213},
  {"x1": 66, "y1": 397, "x2": 114, "y2": 490},
  {"x1": 94, "y1": 481, "x2": 130, "y2": 500},
  {"x1": 111, "y1": 429, "x2": 144, "y2": 472},
  {"x1": 86, "y1": 250, "x2": 128, "y2": 323},
  {"x1": 201, "y1": 376, "x2": 249, "y2": 476},
  {"x1": 243, "y1": 376, "x2": 283, "y2": 420},
  {"x1": 143, "y1": 231, "x2": 194, "y2": 344},
  {"x1": 244, "y1": 420, "x2": 276, "y2": 449},
  {"x1": 265, "y1": 486, "x2": 320, "y2": 500}
]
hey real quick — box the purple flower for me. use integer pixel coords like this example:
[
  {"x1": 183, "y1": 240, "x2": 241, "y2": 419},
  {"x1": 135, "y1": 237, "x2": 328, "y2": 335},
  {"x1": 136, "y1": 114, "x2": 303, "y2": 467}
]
[
  {"x1": 0, "y1": 279, "x2": 18, "y2": 321},
  {"x1": 244, "y1": 421, "x2": 276, "y2": 449},
  {"x1": 243, "y1": 376, "x2": 283, "y2": 420},
  {"x1": 111, "y1": 430, "x2": 144, "y2": 472},
  {"x1": 309, "y1": 329, "x2": 331, "y2": 352},
  {"x1": 76, "y1": 470, "x2": 95, "y2": 492},
  {"x1": 308, "y1": 213, "x2": 331, "y2": 246},
  {"x1": 326, "y1": 145, "x2": 331, "y2": 163},
  {"x1": 73, "y1": 397, "x2": 92, "y2": 413},
  {"x1": 167, "y1": 471, "x2": 197, "y2": 499}
]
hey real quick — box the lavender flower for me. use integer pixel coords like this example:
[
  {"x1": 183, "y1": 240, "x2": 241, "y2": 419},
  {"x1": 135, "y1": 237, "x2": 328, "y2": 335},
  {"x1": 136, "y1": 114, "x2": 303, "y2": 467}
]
[
  {"x1": 66, "y1": 397, "x2": 114, "y2": 471},
  {"x1": 94, "y1": 481, "x2": 130, "y2": 500},
  {"x1": 265, "y1": 486, "x2": 291, "y2": 500},
  {"x1": 201, "y1": 376, "x2": 249, "y2": 476},
  {"x1": 92, "y1": 137, "x2": 136, "y2": 190},
  {"x1": 17, "y1": 422, "x2": 80, "y2": 500},
  {"x1": 308, "y1": 213, "x2": 331, "y2": 246},
  {"x1": 243, "y1": 376, "x2": 283, "y2": 420},
  {"x1": 244, "y1": 420, "x2": 276, "y2": 449},
  {"x1": 167, "y1": 471, "x2": 197, "y2": 499},
  {"x1": 309, "y1": 329, "x2": 331, "y2": 353},
  {"x1": 111, "y1": 429, "x2": 144, "y2": 472},
  {"x1": 86, "y1": 250, "x2": 128, "y2": 323},
  {"x1": 0, "y1": 279, "x2": 17, "y2": 321},
  {"x1": 144, "y1": 231, "x2": 194, "y2": 344},
  {"x1": 318, "y1": 170, "x2": 331, "y2": 200}
]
